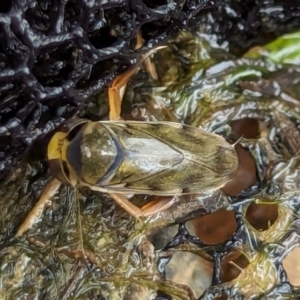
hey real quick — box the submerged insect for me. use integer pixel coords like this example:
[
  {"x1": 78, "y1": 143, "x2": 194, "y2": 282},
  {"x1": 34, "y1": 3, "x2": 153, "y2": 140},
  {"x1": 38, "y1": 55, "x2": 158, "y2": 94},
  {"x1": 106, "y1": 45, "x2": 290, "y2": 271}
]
[
  {"x1": 47, "y1": 118, "x2": 239, "y2": 218},
  {"x1": 16, "y1": 43, "x2": 239, "y2": 236}
]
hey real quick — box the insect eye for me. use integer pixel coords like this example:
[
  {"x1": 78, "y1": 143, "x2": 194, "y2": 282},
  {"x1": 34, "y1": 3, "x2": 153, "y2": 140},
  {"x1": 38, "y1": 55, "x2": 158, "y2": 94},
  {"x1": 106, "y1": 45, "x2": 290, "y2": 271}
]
[{"x1": 67, "y1": 124, "x2": 84, "y2": 142}]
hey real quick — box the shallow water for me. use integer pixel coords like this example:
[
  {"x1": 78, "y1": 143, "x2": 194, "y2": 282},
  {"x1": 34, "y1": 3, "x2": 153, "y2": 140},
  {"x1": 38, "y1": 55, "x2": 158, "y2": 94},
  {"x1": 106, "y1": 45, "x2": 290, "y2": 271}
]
[{"x1": 1, "y1": 27, "x2": 300, "y2": 299}]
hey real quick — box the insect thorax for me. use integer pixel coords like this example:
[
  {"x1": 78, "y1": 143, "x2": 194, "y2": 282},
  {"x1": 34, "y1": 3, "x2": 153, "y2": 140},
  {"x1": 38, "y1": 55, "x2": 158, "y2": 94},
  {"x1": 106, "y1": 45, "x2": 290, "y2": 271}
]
[{"x1": 66, "y1": 122, "x2": 118, "y2": 185}]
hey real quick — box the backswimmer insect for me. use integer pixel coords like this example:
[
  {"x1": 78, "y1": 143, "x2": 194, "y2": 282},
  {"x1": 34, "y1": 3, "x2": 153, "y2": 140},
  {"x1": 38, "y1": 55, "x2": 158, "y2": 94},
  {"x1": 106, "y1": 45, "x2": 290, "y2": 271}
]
[{"x1": 16, "y1": 44, "x2": 239, "y2": 236}]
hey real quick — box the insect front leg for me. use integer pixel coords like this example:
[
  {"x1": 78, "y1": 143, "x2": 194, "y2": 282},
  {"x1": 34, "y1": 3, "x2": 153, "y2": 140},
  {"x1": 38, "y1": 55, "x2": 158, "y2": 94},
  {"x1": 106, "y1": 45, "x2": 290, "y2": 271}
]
[{"x1": 15, "y1": 178, "x2": 62, "y2": 237}]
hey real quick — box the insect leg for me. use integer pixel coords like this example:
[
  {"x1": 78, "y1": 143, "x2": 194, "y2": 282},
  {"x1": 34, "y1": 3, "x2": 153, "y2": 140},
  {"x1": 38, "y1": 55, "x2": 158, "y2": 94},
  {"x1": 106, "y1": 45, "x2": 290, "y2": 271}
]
[
  {"x1": 108, "y1": 65, "x2": 139, "y2": 121},
  {"x1": 140, "y1": 196, "x2": 180, "y2": 217},
  {"x1": 108, "y1": 193, "x2": 145, "y2": 219},
  {"x1": 108, "y1": 32, "x2": 145, "y2": 121},
  {"x1": 15, "y1": 178, "x2": 62, "y2": 237},
  {"x1": 108, "y1": 194, "x2": 179, "y2": 218}
]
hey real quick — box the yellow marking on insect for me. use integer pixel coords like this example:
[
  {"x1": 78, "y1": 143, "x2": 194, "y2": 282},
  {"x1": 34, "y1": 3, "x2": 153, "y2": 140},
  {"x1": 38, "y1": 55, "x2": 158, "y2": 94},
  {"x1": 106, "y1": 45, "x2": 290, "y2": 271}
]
[{"x1": 47, "y1": 131, "x2": 69, "y2": 160}]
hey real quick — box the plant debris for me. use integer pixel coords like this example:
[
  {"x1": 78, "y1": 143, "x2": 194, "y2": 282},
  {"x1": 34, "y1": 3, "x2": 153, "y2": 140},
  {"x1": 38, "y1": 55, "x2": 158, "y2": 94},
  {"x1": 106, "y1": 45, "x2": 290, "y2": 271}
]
[{"x1": 1, "y1": 1, "x2": 300, "y2": 300}]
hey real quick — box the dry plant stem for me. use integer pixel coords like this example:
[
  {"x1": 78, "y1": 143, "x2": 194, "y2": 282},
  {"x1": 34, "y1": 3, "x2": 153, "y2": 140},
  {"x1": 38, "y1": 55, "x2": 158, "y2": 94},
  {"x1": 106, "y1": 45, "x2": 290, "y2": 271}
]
[
  {"x1": 135, "y1": 32, "x2": 144, "y2": 49},
  {"x1": 57, "y1": 247, "x2": 99, "y2": 265},
  {"x1": 60, "y1": 265, "x2": 86, "y2": 300},
  {"x1": 16, "y1": 178, "x2": 62, "y2": 237}
]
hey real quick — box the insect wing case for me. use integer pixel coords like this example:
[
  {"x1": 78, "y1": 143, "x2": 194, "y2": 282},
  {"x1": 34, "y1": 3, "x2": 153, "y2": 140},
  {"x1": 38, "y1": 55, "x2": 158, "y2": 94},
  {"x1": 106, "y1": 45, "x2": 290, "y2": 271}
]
[{"x1": 66, "y1": 121, "x2": 238, "y2": 195}]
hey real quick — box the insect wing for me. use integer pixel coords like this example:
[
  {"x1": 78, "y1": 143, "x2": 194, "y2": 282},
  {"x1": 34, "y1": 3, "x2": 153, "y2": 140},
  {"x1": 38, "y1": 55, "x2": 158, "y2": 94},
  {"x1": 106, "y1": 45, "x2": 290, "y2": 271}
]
[{"x1": 93, "y1": 121, "x2": 238, "y2": 195}]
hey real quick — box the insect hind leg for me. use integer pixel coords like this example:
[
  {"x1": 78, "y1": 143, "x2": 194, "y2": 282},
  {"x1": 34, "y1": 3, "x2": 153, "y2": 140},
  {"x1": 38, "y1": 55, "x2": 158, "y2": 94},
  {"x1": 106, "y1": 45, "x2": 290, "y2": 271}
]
[
  {"x1": 108, "y1": 193, "x2": 179, "y2": 219},
  {"x1": 140, "y1": 195, "x2": 179, "y2": 217}
]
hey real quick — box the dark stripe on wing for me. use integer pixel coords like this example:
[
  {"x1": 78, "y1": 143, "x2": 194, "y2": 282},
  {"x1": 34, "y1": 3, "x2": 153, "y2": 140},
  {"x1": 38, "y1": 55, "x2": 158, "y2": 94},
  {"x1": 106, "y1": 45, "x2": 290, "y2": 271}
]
[{"x1": 96, "y1": 133, "x2": 125, "y2": 185}]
